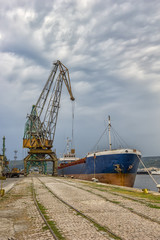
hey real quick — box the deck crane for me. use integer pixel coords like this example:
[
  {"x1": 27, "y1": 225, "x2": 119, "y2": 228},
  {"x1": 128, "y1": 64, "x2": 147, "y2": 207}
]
[{"x1": 23, "y1": 60, "x2": 75, "y2": 176}]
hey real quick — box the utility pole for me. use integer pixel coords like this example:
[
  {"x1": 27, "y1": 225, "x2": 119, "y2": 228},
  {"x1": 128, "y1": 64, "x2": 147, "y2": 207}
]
[
  {"x1": 2, "y1": 136, "x2": 6, "y2": 157},
  {"x1": 2, "y1": 136, "x2": 8, "y2": 170}
]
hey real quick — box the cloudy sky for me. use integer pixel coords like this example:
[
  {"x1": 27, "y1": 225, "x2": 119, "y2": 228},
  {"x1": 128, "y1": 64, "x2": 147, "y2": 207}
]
[{"x1": 0, "y1": 0, "x2": 160, "y2": 160}]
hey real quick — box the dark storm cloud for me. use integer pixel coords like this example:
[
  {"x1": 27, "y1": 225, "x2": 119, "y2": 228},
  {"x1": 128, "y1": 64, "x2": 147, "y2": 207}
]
[{"x1": 0, "y1": 0, "x2": 160, "y2": 159}]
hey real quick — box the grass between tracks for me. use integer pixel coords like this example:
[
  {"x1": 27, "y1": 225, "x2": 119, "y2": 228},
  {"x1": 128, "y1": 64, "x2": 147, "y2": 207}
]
[
  {"x1": 37, "y1": 201, "x2": 65, "y2": 239},
  {"x1": 39, "y1": 178, "x2": 122, "y2": 240},
  {"x1": 107, "y1": 186, "x2": 160, "y2": 208},
  {"x1": 76, "y1": 211, "x2": 121, "y2": 240},
  {"x1": 80, "y1": 181, "x2": 160, "y2": 208},
  {"x1": 31, "y1": 185, "x2": 65, "y2": 240}
]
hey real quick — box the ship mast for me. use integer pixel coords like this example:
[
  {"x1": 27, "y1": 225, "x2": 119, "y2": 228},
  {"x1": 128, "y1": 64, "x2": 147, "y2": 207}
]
[
  {"x1": 108, "y1": 116, "x2": 112, "y2": 150},
  {"x1": 66, "y1": 137, "x2": 71, "y2": 154}
]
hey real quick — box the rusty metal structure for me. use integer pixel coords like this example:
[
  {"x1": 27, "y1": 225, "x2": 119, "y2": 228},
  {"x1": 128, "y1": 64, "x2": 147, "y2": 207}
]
[{"x1": 23, "y1": 60, "x2": 75, "y2": 176}]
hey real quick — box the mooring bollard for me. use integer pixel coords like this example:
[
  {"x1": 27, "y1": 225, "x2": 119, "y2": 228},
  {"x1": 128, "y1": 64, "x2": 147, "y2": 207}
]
[
  {"x1": 0, "y1": 188, "x2": 5, "y2": 196},
  {"x1": 92, "y1": 178, "x2": 99, "y2": 182},
  {"x1": 0, "y1": 176, "x2": 6, "y2": 197},
  {"x1": 157, "y1": 184, "x2": 160, "y2": 193},
  {"x1": 142, "y1": 188, "x2": 148, "y2": 194}
]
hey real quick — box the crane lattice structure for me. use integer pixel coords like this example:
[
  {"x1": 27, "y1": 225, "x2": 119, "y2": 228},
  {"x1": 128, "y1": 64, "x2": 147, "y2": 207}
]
[{"x1": 23, "y1": 60, "x2": 75, "y2": 176}]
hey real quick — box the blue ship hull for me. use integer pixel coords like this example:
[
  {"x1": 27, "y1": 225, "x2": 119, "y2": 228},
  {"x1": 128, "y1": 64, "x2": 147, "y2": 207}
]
[{"x1": 58, "y1": 149, "x2": 141, "y2": 187}]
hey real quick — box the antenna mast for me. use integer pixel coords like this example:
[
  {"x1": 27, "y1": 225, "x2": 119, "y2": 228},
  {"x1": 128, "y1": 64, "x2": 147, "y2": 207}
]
[{"x1": 108, "y1": 116, "x2": 112, "y2": 150}]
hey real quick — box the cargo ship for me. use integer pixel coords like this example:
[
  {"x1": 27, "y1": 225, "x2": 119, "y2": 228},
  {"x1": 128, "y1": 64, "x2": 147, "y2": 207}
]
[{"x1": 58, "y1": 117, "x2": 141, "y2": 187}]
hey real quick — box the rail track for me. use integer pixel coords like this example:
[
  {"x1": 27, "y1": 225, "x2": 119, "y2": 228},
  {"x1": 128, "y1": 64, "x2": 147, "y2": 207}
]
[
  {"x1": 54, "y1": 178, "x2": 160, "y2": 225},
  {"x1": 32, "y1": 177, "x2": 122, "y2": 240},
  {"x1": 2, "y1": 175, "x2": 159, "y2": 240},
  {"x1": 37, "y1": 176, "x2": 160, "y2": 240},
  {"x1": 32, "y1": 183, "x2": 59, "y2": 240}
]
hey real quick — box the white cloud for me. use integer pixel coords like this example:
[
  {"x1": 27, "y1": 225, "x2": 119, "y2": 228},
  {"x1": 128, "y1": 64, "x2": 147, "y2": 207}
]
[{"x1": 74, "y1": 81, "x2": 94, "y2": 95}]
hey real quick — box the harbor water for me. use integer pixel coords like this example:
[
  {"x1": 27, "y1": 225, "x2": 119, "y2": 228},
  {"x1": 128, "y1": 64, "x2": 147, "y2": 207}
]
[{"x1": 134, "y1": 174, "x2": 160, "y2": 192}]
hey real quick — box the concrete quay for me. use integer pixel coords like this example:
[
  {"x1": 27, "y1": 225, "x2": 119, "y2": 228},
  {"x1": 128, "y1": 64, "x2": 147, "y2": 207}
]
[{"x1": 0, "y1": 176, "x2": 160, "y2": 240}]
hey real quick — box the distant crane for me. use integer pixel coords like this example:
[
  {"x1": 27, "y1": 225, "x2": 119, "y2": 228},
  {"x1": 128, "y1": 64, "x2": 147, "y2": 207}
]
[{"x1": 23, "y1": 60, "x2": 75, "y2": 176}]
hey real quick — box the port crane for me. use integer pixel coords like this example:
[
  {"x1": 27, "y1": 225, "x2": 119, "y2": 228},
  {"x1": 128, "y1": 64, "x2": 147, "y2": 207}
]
[{"x1": 23, "y1": 60, "x2": 75, "y2": 176}]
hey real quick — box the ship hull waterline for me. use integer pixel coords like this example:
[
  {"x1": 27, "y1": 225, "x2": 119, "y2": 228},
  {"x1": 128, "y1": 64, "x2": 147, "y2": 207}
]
[{"x1": 58, "y1": 173, "x2": 136, "y2": 187}]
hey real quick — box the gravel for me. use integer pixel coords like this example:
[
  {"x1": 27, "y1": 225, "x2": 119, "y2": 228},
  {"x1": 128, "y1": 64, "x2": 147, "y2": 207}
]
[
  {"x1": 33, "y1": 177, "x2": 110, "y2": 240},
  {"x1": 1, "y1": 176, "x2": 160, "y2": 240},
  {"x1": 41, "y1": 176, "x2": 160, "y2": 240}
]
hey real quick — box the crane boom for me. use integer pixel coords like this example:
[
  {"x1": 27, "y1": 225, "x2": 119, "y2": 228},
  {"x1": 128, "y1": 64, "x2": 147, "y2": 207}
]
[
  {"x1": 23, "y1": 60, "x2": 75, "y2": 150},
  {"x1": 36, "y1": 62, "x2": 59, "y2": 118}
]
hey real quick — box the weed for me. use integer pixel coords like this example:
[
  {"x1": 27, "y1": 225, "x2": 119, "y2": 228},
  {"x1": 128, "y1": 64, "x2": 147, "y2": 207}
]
[
  {"x1": 111, "y1": 200, "x2": 120, "y2": 204},
  {"x1": 34, "y1": 190, "x2": 65, "y2": 240},
  {"x1": 147, "y1": 203, "x2": 160, "y2": 209},
  {"x1": 42, "y1": 225, "x2": 49, "y2": 231}
]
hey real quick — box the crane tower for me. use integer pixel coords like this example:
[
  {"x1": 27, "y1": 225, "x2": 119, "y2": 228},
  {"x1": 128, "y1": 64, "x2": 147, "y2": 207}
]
[{"x1": 23, "y1": 60, "x2": 75, "y2": 176}]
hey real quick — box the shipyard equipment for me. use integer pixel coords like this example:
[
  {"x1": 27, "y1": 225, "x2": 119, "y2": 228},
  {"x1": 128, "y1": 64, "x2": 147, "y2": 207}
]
[
  {"x1": 4, "y1": 168, "x2": 20, "y2": 178},
  {"x1": 2, "y1": 149, "x2": 20, "y2": 178},
  {"x1": 23, "y1": 60, "x2": 75, "y2": 176}
]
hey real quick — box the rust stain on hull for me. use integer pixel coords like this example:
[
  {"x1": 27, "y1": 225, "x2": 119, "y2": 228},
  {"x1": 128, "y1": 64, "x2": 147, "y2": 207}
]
[{"x1": 65, "y1": 173, "x2": 136, "y2": 187}]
